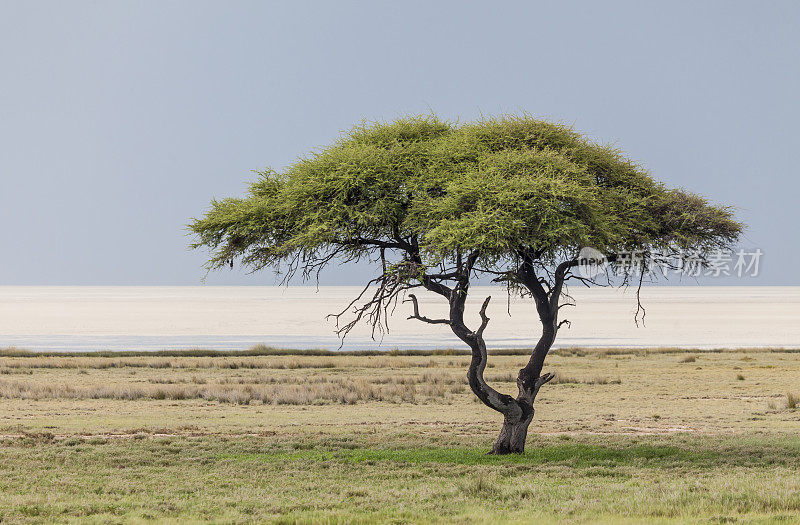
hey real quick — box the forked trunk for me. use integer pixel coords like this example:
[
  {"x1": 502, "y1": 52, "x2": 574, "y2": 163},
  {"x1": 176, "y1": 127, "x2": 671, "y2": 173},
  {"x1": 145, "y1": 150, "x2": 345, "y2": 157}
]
[
  {"x1": 445, "y1": 260, "x2": 562, "y2": 455},
  {"x1": 488, "y1": 323, "x2": 557, "y2": 455}
]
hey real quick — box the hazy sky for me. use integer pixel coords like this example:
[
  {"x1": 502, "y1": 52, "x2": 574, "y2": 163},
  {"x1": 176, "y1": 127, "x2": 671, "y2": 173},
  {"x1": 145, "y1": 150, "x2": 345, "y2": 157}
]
[{"x1": 1, "y1": 1, "x2": 798, "y2": 285}]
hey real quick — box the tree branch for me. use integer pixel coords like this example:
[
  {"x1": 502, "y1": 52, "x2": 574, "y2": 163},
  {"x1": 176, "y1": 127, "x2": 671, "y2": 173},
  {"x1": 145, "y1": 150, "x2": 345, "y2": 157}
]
[
  {"x1": 634, "y1": 266, "x2": 647, "y2": 327},
  {"x1": 476, "y1": 296, "x2": 491, "y2": 337},
  {"x1": 532, "y1": 371, "x2": 555, "y2": 400},
  {"x1": 515, "y1": 249, "x2": 548, "y2": 308},
  {"x1": 341, "y1": 238, "x2": 407, "y2": 250},
  {"x1": 404, "y1": 294, "x2": 451, "y2": 325},
  {"x1": 535, "y1": 372, "x2": 555, "y2": 389},
  {"x1": 550, "y1": 258, "x2": 580, "y2": 310}
]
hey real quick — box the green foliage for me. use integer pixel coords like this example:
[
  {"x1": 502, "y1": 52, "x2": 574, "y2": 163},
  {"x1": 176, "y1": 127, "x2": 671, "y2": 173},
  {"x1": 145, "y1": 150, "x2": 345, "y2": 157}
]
[{"x1": 190, "y1": 114, "x2": 742, "y2": 275}]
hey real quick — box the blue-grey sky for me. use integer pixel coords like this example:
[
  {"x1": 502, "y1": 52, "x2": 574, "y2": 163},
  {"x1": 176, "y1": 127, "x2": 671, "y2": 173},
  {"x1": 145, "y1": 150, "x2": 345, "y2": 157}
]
[{"x1": 1, "y1": 1, "x2": 798, "y2": 285}]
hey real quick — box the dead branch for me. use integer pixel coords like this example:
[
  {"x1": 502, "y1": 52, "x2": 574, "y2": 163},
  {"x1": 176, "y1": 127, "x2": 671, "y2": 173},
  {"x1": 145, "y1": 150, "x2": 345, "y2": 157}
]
[
  {"x1": 404, "y1": 294, "x2": 451, "y2": 325},
  {"x1": 476, "y1": 296, "x2": 491, "y2": 337}
]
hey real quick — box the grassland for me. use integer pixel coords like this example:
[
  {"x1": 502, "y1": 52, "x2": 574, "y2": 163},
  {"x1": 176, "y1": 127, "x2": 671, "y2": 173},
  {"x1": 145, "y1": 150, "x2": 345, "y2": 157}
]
[{"x1": 0, "y1": 347, "x2": 799, "y2": 523}]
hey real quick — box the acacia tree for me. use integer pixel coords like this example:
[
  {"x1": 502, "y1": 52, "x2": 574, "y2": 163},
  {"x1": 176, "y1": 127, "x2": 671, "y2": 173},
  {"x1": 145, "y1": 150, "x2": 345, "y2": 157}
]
[{"x1": 190, "y1": 115, "x2": 741, "y2": 454}]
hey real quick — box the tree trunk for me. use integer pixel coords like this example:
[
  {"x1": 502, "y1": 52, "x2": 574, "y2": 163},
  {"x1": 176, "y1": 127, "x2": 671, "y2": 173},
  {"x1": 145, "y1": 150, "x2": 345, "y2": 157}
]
[
  {"x1": 492, "y1": 409, "x2": 534, "y2": 454},
  {"x1": 489, "y1": 322, "x2": 557, "y2": 455},
  {"x1": 441, "y1": 261, "x2": 561, "y2": 455}
]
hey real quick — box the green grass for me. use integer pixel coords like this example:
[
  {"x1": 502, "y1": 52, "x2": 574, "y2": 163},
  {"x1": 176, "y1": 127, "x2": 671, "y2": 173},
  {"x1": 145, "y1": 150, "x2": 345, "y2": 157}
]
[
  {"x1": 1, "y1": 434, "x2": 799, "y2": 523},
  {"x1": 220, "y1": 439, "x2": 800, "y2": 470},
  {"x1": 1, "y1": 350, "x2": 799, "y2": 523}
]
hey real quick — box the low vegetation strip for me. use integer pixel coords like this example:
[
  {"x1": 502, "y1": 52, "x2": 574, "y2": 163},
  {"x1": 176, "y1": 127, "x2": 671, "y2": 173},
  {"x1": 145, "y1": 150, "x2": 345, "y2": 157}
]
[
  {"x1": 2, "y1": 345, "x2": 799, "y2": 358},
  {"x1": 0, "y1": 375, "x2": 467, "y2": 404}
]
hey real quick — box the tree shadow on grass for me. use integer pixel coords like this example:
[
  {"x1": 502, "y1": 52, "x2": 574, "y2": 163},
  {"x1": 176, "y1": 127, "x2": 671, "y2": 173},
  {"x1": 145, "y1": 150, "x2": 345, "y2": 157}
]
[{"x1": 226, "y1": 434, "x2": 800, "y2": 470}]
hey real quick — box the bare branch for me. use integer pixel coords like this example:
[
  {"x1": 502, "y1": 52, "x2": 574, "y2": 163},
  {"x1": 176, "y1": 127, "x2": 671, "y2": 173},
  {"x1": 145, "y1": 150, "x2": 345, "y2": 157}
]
[
  {"x1": 476, "y1": 296, "x2": 491, "y2": 337},
  {"x1": 634, "y1": 267, "x2": 647, "y2": 327},
  {"x1": 535, "y1": 371, "x2": 555, "y2": 390},
  {"x1": 404, "y1": 294, "x2": 451, "y2": 325}
]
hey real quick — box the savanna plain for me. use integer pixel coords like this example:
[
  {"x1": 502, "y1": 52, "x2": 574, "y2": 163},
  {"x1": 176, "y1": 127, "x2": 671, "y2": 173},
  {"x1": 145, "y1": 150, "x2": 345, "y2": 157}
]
[{"x1": 0, "y1": 347, "x2": 799, "y2": 524}]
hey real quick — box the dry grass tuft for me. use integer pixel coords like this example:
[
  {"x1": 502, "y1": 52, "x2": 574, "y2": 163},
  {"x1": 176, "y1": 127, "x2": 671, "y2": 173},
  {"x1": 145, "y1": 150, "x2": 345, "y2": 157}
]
[
  {"x1": 767, "y1": 393, "x2": 799, "y2": 411},
  {"x1": 459, "y1": 473, "x2": 498, "y2": 497},
  {"x1": 551, "y1": 372, "x2": 622, "y2": 385},
  {"x1": 486, "y1": 372, "x2": 516, "y2": 383},
  {"x1": 788, "y1": 392, "x2": 799, "y2": 410}
]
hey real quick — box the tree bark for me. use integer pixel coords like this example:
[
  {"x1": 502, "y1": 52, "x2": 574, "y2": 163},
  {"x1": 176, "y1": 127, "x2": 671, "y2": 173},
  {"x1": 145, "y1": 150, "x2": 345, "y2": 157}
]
[
  {"x1": 492, "y1": 405, "x2": 534, "y2": 454},
  {"x1": 489, "y1": 326, "x2": 556, "y2": 454}
]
